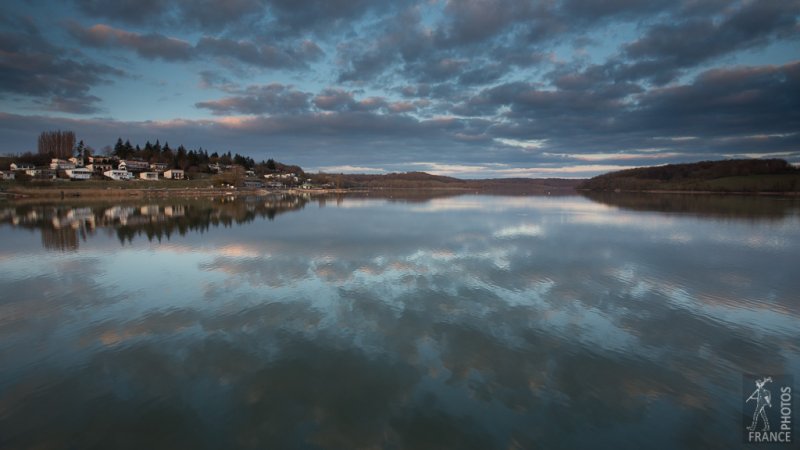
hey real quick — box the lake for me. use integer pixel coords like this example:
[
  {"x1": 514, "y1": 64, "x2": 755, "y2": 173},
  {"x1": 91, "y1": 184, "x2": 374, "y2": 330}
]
[{"x1": 0, "y1": 192, "x2": 798, "y2": 449}]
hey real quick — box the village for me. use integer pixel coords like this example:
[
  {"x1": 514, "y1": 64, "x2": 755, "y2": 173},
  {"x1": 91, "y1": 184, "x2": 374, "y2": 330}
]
[{"x1": 0, "y1": 152, "x2": 339, "y2": 192}]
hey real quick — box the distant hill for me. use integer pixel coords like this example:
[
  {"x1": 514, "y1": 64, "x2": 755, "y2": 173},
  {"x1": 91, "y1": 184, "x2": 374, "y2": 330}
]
[
  {"x1": 313, "y1": 171, "x2": 582, "y2": 193},
  {"x1": 579, "y1": 159, "x2": 800, "y2": 193}
]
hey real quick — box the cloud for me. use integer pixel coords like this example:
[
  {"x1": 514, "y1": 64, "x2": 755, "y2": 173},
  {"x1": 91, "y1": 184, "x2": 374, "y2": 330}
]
[
  {"x1": 0, "y1": 17, "x2": 123, "y2": 114},
  {"x1": 196, "y1": 36, "x2": 323, "y2": 69},
  {"x1": 67, "y1": 23, "x2": 323, "y2": 69},
  {"x1": 68, "y1": 23, "x2": 193, "y2": 60},
  {"x1": 601, "y1": 0, "x2": 800, "y2": 84},
  {"x1": 630, "y1": 62, "x2": 800, "y2": 139},
  {"x1": 196, "y1": 84, "x2": 311, "y2": 115},
  {"x1": 72, "y1": 0, "x2": 411, "y2": 36},
  {"x1": 72, "y1": 0, "x2": 172, "y2": 26},
  {"x1": 316, "y1": 165, "x2": 388, "y2": 174}
]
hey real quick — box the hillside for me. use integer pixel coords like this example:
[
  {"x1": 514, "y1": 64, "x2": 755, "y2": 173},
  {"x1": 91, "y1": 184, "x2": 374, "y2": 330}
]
[
  {"x1": 313, "y1": 171, "x2": 581, "y2": 193},
  {"x1": 579, "y1": 159, "x2": 800, "y2": 193}
]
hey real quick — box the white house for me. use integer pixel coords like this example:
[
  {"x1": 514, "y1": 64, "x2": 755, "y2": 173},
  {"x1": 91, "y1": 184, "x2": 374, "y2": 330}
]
[
  {"x1": 163, "y1": 169, "x2": 184, "y2": 180},
  {"x1": 68, "y1": 157, "x2": 84, "y2": 167},
  {"x1": 0, "y1": 171, "x2": 15, "y2": 180},
  {"x1": 25, "y1": 168, "x2": 56, "y2": 179},
  {"x1": 10, "y1": 163, "x2": 34, "y2": 171},
  {"x1": 139, "y1": 172, "x2": 159, "y2": 180},
  {"x1": 87, "y1": 163, "x2": 113, "y2": 174},
  {"x1": 103, "y1": 169, "x2": 132, "y2": 181},
  {"x1": 119, "y1": 160, "x2": 149, "y2": 172},
  {"x1": 88, "y1": 155, "x2": 115, "y2": 165},
  {"x1": 65, "y1": 168, "x2": 92, "y2": 180},
  {"x1": 164, "y1": 205, "x2": 185, "y2": 217},
  {"x1": 50, "y1": 159, "x2": 75, "y2": 170},
  {"x1": 150, "y1": 162, "x2": 169, "y2": 173}
]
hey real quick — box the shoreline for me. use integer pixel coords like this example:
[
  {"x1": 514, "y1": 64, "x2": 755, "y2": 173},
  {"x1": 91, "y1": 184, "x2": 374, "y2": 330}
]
[
  {"x1": 0, "y1": 183, "x2": 571, "y2": 200},
  {"x1": 577, "y1": 188, "x2": 800, "y2": 196},
  {"x1": 3, "y1": 184, "x2": 799, "y2": 201},
  {"x1": 0, "y1": 185, "x2": 356, "y2": 199}
]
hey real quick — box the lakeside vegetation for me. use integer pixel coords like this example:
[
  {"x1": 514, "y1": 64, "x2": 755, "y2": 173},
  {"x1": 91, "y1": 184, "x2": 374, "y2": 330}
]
[{"x1": 579, "y1": 159, "x2": 800, "y2": 193}]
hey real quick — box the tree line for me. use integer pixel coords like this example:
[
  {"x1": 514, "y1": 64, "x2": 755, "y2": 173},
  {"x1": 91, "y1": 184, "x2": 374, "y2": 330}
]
[
  {"x1": 3, "y1": 130, "x2": 304, "y2": 178},
  {"x1": 579, "y1": 159, "x2": 800, "y2": 192}
]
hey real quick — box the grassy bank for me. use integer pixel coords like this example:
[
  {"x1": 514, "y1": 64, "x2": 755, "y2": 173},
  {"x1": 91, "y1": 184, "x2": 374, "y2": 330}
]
[{"x1": 2, "y1": 179, "x2": 239, "y2": 199}]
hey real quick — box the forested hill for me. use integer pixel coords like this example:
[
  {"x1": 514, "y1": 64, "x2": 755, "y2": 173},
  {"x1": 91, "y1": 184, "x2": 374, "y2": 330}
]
[{"x1": 579, "y1": 159, "x2": 800, "y2": 193}]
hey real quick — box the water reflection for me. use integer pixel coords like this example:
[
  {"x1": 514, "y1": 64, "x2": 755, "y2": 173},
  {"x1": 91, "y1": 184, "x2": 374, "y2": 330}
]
[
  {"x1": 0, "y1": 194, "x2": 798, "y2": 449},
  {"x1": 582, "y1": 191, "x2": 800, "y2": 220},
  {"x1": 0, "y1": 194, "x2": 311, "y2": 251}
]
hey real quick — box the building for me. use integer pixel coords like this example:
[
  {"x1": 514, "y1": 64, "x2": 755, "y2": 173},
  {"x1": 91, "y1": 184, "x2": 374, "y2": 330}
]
[
  {"x1": 0, "y1": 171, "x2": 15, "y2": 180},
  {"x1": 118, "y1": 160, "x2": 150, "y2": 172},
  {"x1": 150, "y1": 162, "x2": 169, "y2": 173},
  {"x1": 50, "y1": 159, "x2": 75, "y2": 170},
  {"x1": 103, "y1": 170, "x2": 132, "y2": 181},
  {"x1": 65, "y1": 168, "x2": 92, "y2": 180},
  {"x1": 25, "y1": 168, "x2": 56, "y2": 179},
  {"x1": 163, "y1": 169, "x2": 184, "y2": 180},
  {"x1": 68, "y1": 157, "x2": 84, "y2": 167},
  {"x1": 88, "y1": 155, "x2": 115, "y2": 165},
  {"x1": 10, "y1": 163, "x2": 34, "y2": 171},
  {"x1": 164, "y1": 205, "x2": 185, "y2": 217},
  {"x1": 208, "y1": 163, "x2": 233, "y2": 173},
  {"x1": 139, "y1": 172, "x2": 159, "y2": 180},
  {"x1": 86, "y1": 163, "x2": 113, "y2": 174},
  {"x1": 243, "y1": 179, "x2": 264, "y2": 188}
]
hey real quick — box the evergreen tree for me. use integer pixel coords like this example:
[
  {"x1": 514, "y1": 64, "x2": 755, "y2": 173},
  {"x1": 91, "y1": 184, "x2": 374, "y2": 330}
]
[
  {"x1": 75, "y1": 140, "x2": 85, "y2": 159},
  {"x1": 113, "y1": 138, "x2": 125, "y2": 158}
]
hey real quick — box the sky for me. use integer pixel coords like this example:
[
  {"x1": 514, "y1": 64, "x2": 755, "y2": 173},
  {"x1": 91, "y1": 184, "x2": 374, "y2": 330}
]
[{"x1": 0, "y1": 0, "x2": 798, "y2": 178}]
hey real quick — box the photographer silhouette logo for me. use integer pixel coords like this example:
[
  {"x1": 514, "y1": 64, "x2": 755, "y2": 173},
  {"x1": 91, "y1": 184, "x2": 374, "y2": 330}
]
[{"x1": 743, "y1": 375, "x2": 793, "y2": 444}]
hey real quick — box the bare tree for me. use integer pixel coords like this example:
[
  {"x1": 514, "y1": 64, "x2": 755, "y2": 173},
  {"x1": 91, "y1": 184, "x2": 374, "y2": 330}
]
[{"x1": 37, "y1": 130, "x2": 76, "y2": 159}]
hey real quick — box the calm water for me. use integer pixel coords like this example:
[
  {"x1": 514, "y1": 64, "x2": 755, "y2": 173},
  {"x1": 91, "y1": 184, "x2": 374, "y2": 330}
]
[{"x1": 0, "y1": 193, "x2": 798, "y2": 449}]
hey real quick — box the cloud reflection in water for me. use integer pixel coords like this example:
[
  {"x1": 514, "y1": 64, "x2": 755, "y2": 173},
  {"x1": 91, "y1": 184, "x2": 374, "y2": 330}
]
[{"x1": 0, "y1": 193, "x2": 798, "y2": 449}]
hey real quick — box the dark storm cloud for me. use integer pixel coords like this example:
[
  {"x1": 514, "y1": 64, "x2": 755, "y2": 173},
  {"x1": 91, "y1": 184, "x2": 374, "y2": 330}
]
[
  {"x1": 312, "y1": 89, "x2": 388, "y2": 112},
  {"x1": 631, "y1": 62, "x2": 800, "y2": 138},
  {"x1": 601, "y1": 0, "x2": 800, "y2": 84},
  {"x1": 561, "y1": 0, "x2": 673, "y2": 21},
  {"x1": 73, "y1": 0, "x2": 268, "y2": 31},
  {"x1": 0, "y1": 16, "x2": 123, "y2": 114},
  {"x1": 266, "y1": 0, "x2": 381, "y2": 33},
  {"x1": 67, "y1": 22, "x2": 324, "y2": 69},
  {"x1": 436, "y1": 0, "x2": 538, "y2": 46},
  {"x1": 2, "y1": 56, "x2": 797, "y2": 167},
  {"x1": 332, "y1": 0, "x2": 669, "y2": 86},
  {"x1": 72, "y1": 0, "x2": 171, "y2": 26},
  {"x1": 177, "y1": 0, "x2": 267, "y2": 30},
  {"x1": 196, "y1": 85, "x2": 399, "y2": 115},
  {"x1": 196, "y1": 84, "x2": 311, "y2": 115},
  {"x1": 72, "y1": 0, "x2": 410, "y2": 35},
  {"x1": 456, "y1": 61, "x2": 799, "y2": 159},
  {"x1": 196, "y1": 36, "x2": 324, "y2": 69}
]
